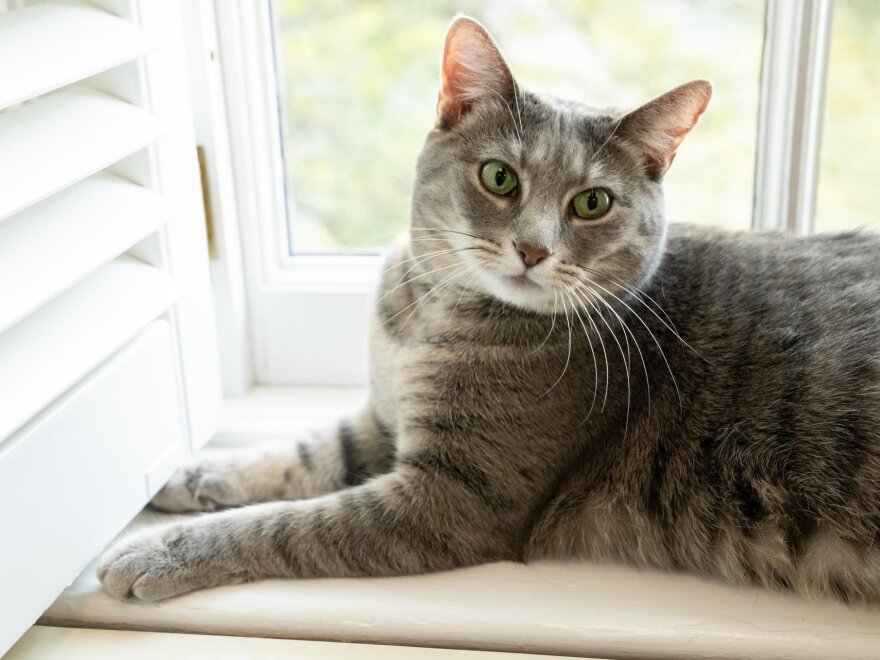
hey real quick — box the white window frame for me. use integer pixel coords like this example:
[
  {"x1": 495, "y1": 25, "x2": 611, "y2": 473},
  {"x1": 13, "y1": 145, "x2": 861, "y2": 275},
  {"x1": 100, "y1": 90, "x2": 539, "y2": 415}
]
[{"x1": 200, "y1": 0, "x2": 834, "y2": 390}]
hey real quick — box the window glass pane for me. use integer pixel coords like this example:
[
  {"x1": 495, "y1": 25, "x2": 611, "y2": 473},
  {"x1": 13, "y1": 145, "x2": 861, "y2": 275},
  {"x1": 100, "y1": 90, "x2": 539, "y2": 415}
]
[
  {"x1": 274, "y1": 0, "x2": 764, "y2": 253},
  {"x1": 815, "y1": 0, "x2": 880, "y2": 233}
]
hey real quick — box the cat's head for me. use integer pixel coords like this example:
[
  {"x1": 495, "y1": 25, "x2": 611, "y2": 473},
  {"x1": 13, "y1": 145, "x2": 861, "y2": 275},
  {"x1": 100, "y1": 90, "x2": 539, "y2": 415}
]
[{"x1": 410, "y1": 16, "x2": 710, "y2": 314}]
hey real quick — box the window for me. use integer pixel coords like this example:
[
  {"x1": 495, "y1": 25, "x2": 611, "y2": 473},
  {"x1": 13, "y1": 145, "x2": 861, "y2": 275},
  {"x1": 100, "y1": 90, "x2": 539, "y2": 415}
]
[
  {"x1": 208, "y1": 0, "x2": 858, "y2": 389},
  {"x1": 273, "y1": 0, "x2": 765, "y2": 254}
]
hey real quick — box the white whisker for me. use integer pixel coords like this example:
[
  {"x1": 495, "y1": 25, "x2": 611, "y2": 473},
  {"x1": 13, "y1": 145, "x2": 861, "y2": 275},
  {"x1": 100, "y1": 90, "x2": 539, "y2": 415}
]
[
  {"x1": 563, "y1": 286, "x2": 599, "y2": 421},
  {"x1": 540, "y1": 289, "x2": 573, "y2": 398},
  {"x1": 386, "y1": 264, "x2": 471, "y2": 330},
  {"x1": 578, "y1": 274, "x2": 682, "y2": 413},
  {"x1": 569, "y1": 285, "x2": 610, "y2": 412},
  {"x1": 576, "y1": 280, "x2": 651, "y2": 417},
  {"x1": 574, "y1": 283, "x2": 630, "y2": 434},
  {"x1": 379, "y1": 261, "x2": 469, "y2": 303},
  {"x1": 531, "y1": 289, "x2": 559, "y2": 354},
  {"x1": 580, "y1": 266, "x2": 709, "y2": 364}
]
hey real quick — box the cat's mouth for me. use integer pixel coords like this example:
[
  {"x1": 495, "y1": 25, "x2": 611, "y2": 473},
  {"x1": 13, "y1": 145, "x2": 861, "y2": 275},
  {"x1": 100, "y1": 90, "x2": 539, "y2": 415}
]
[{"x1": 477, "y1": 267, "x2": 555, "y2": 313}]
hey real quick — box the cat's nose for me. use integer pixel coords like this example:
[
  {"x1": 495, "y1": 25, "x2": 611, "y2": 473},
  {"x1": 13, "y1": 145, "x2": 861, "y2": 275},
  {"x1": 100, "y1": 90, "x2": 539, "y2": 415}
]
[{"x1": 515, "y1": 241, "x2": 551, "y2": 268}]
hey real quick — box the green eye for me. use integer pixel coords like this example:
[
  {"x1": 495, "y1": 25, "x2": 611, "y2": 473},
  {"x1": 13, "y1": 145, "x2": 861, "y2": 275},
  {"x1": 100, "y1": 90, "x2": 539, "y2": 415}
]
[
  {"x1": 480, "y1": 160, "x2": 518, "y2": 196},
  {"x1": 572, "y1": 188, "x2": 612, "y2": 219}
]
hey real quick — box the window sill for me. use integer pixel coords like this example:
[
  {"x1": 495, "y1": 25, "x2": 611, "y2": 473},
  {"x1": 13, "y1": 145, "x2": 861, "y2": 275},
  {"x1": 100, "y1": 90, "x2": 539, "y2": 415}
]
[
  {"x1": 8, "y1": 626, "x2": 579, "y2": 659},
  {"x1": 42, "y1": 387, "x2": 880, "y2": 659}
]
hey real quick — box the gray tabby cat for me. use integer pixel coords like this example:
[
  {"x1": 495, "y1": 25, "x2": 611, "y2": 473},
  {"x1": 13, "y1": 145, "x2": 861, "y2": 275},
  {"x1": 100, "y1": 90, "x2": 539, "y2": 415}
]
[{"x1": 99, "y1": 16, "x2": 880, "y2": 604}]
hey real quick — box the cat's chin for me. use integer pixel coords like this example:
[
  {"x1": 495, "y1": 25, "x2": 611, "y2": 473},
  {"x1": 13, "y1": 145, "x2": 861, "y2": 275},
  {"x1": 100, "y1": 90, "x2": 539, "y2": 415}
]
[{"x1": 479, "y1": 272, "x2": 557, "y2": 314}]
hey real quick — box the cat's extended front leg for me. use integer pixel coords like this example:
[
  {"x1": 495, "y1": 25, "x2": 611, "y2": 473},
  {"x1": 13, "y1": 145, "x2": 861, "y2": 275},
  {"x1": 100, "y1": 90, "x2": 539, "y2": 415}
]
[
  {"x1": 98, "y1": 469, "x2": 518, "y2": 601},
  {"x1": 151, "y1": 408, "x2": 395, "y2": 512}
]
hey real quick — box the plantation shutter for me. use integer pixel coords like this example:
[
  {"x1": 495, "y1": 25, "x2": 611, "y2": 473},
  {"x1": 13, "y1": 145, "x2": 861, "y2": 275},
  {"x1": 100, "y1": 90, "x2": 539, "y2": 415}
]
[{"x1": 0, "y1": 0, "x2": 222, "y2": 652}]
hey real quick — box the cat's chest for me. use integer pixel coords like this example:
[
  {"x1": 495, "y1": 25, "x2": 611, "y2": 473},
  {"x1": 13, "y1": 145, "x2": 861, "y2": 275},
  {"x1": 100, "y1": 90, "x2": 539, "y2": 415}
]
[{"x1": 374, "y1": 300, "x2": 590, "y2": 453}]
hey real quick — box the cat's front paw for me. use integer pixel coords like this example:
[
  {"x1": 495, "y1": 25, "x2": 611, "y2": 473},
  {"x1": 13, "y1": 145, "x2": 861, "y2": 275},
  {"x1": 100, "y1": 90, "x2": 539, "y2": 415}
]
[
  {"x1": 97, "y1": 526, "x2": 200, "y2": 601},
  {"x1": 150, "y1": 459, "x2": 244, "y2": 512}
]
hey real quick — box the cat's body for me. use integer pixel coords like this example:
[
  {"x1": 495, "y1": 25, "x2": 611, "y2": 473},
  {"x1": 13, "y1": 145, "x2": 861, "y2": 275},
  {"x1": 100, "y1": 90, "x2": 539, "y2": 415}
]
[
  {"x1": 99, "y1": 17, "x2": 880, "y2": 604},
  {"x1": 374, "y1": 225, "x2": 880, "y2": 601}
]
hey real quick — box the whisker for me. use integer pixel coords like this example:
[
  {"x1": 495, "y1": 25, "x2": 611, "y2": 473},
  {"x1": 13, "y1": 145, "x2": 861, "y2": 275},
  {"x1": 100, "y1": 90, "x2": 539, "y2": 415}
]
[
  {"x1": 568, "y1": 285, "x2": 610, "y2": 413},
  {"x1": 384, "y1": 246, "x2": 478, "y2": 274},
  {"x1": 485, "y1": 87, "x2": 523, "y2": 144},
  {"x1": 568, "y1": 263, "x2": 711, "y2": 365},
  {"x1": 563, "y1": 285, "x2": 599, "y2": 421},
  {"x1": 573, "y1": 283, "x2": 629, "y2": 432},
  {"x1": 409, "y1": 227, "x2": 500, "y2": 246},
  {"x1": 378, "y1": 261, "x2": 468, "y2": 303},
  {"x1": 590, "y1": 115, "x2": 625, "y2": 164},
  {"x1": 408, "y1": 230, "x2": 503, "y2": 256},
  {"x1": 530, "y1": 289, "x2": 559, "y2": 354},
  {"x1": 574, "y1": 280, "x2": 651, "y2": 417},
  {"x1": 451, "y1": 271, "x2": 479, "y2": 316},
  {"x1": 578, "y1": 274, "x2": 682, "y2": 413},
  {"x1": 540, "y1": 289, "x2": 573, "y2": 398},
  {"x1": 581, "y1": 266, "x2": 679, "y2": 333},
  {"x1": 383, "y1": 264, "x2": 470, "y2": 328},
  {"x1": 397, "y1": 266, "x2": 471, "y2": 333},
  {"x1": 512, "y1": 79, "x2": 525, "y2": 142}
]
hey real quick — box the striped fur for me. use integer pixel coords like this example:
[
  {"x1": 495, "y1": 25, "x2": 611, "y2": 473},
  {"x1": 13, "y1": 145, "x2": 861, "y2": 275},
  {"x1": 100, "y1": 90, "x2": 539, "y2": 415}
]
[{"x1": 99, "y1": 17, "x2": 880, "y2": 604}]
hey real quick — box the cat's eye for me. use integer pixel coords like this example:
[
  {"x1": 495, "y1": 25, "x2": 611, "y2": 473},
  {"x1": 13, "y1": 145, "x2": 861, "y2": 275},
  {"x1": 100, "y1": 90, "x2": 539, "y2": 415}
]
[
  {"x1": 572, "y1": 188, "x2": 612, "y2": 220},
  {"x1": 480, "y1": 160, "x2": 518, "y2": 196}
]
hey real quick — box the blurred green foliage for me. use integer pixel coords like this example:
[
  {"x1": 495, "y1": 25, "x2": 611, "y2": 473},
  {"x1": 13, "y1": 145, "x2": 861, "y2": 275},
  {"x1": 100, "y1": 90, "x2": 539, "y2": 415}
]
[
  {"x1": 275, "y1": 0, "x2": 876, "y2": 253},
  {"x1": 816, "y1": 0, "x2": 880, "y2": 232}
]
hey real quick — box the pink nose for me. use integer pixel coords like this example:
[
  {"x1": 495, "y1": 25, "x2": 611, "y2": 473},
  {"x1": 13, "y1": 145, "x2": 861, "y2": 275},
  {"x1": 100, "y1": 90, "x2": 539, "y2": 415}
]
[{"x1": 515, "y1": 241, "x2": 551, "y2": 267}]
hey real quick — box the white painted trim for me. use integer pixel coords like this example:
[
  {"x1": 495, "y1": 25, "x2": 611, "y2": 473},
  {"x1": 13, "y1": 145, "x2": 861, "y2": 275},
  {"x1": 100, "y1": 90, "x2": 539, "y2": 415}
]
[
  {"x1": 135, "y1": 0, "x2": 224, "y2": 447},
  {"x1": 753, "y1": 0, "x2": 834, "y2": 234},
  {"x1": 211, "y1": 0, "x2": 377, "y2": 386},
  {"x1": 789, "y1": 0, "x2": 833, "y2": 236},
  {"x1": 180, "y1": 0, "x2": 254, "y2": 397}
]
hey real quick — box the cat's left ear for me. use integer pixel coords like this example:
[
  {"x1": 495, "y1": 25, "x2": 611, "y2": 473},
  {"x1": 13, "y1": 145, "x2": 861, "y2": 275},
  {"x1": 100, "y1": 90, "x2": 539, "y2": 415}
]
[
  {"x1": 619, "y1": 80, "x2": 712, "y2": 181},
  {"x1": 436, "y1": 16, "x2": 516, "y2": 129}
]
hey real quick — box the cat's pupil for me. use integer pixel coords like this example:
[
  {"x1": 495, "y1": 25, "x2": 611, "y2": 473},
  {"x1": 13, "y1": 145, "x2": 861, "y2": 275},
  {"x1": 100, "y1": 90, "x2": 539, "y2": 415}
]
[
  {"x1": 587, "y1": 191, "x2": 598, "y2": 211},
  {"x1": 494, "y1": 168, "x2": 507, "y2": 187}
]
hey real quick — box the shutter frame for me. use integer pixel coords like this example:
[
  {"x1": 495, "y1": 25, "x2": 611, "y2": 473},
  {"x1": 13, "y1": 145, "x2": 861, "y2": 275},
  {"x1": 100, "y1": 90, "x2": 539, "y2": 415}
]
[{"x1": 0, "y1": 0, "x2": 222, "y2": 652}]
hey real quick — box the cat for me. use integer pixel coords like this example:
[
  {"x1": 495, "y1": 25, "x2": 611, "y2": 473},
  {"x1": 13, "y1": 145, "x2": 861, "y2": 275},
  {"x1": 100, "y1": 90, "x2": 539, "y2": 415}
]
[{"x1": 99, "y1": 16, "x2": 880, "y2": 604}]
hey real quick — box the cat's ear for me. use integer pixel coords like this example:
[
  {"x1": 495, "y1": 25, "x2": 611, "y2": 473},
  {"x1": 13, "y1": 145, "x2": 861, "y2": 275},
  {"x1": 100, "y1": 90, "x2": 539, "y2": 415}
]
[
  {"x1": 437, "y1": 16, "x2": 515, "y2": 129},
  {"x1": 619, "y1": 80, "x2": 712, "y2": 180}
]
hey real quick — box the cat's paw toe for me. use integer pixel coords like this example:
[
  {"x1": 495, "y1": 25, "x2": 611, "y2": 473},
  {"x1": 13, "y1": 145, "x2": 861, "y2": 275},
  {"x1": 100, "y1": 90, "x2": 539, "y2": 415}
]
[
  {"x1": 97, "y1": 528, "x2": 190, "y2": 601},
  {"x1": 150, "y1": 464, "x2": 237, "y2": 512}
]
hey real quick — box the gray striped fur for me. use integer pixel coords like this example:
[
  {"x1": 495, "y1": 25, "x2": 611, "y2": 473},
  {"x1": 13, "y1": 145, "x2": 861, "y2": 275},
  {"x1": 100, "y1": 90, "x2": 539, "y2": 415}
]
[{"x1": 99, "y1": 17, "x2": 880, "y2": 604}]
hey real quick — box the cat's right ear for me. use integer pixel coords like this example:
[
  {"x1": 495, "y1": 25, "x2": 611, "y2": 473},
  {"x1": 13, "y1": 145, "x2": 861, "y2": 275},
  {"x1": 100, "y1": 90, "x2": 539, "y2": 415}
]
[{"x1": 437, "y1": 16, "x2": 515, "y2": 129}]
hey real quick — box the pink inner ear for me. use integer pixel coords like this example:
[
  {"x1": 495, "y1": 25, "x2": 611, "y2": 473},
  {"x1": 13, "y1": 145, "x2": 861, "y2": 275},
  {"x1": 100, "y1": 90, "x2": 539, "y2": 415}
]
[
  {"x1": 436, "y1": 18, "x2": 513, "y2": 128},
  {"x1": 668, "y1": 104, "x2": 709, "y2": 153},
  {"x1": 438, "y1": 38, "x2": 475, "y2": 122},
  {"x1": 638, "y1": 84, "x2": 711, "y2": 179}
]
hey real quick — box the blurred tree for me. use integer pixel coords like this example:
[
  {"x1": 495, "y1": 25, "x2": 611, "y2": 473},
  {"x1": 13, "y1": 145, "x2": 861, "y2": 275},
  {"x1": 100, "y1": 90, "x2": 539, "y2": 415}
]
[{"x1": 816, "y1": 0, "x2": 880, "y2": 232}]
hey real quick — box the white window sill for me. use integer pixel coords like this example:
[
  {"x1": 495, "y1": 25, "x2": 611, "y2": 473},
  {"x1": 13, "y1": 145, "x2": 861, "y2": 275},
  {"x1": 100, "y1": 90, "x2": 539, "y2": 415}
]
[
  {"x1": 42, "y1": 388, "x2": 880, "y2": 659},
  {"x1": 8, "y1": 626, "x2": 579, "y2": 659}
]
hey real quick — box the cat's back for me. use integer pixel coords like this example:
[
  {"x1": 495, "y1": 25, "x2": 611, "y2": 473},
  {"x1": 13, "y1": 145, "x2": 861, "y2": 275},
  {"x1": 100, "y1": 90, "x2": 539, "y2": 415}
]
[
  {"x1": 656, "y1": 224, "x2": 880, "y2": 361},
  {"x1": 649, "y1": 224, "x2": 880, "y2": 447}
]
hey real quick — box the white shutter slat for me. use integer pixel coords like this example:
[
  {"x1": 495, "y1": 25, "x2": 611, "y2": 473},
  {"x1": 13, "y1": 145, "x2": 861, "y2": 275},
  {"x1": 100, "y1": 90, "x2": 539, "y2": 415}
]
[
  {"x1": 0, "y1": 88, "x2": 163, "y2": 222},
  {"x1": 1, "y1": 321, "x2": 185, "y2": 658},
  {"x1": 0, "y1": 0, "x2": 152, "y2": 111},
  {"x1": 0, "y1": 173, "x2": 172, "y2": 335},
  {"x1": 0, "y1": 256, "x2": 180, "y2": 444}
]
